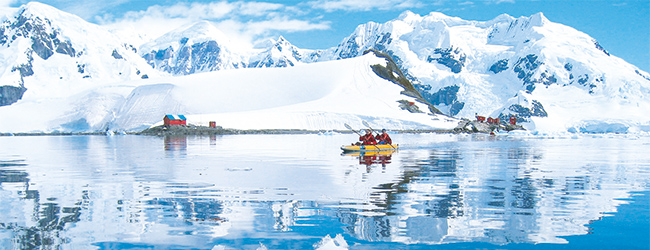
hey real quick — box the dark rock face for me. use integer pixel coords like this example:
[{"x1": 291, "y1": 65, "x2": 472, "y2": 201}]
[
  {"x1": 489, "y1": 59, "x2": 509, "y2": 74},
  {"x1": 427, "y1": 47, "x2": 466, "y2": 73},
  {"x1": 365, "y1": 49, "x2": 442, "y2": 114},
  {"x1": 6, "y1": 12, "x2": 77, "y2": 60},
  {"x1": 251, "y1": 56, "x2": 294, "y2": 68},
  {"x1": 593, "y1": 39, "x2": 610, "y2": 56},
  {"x1": 636, "y1": 70, "x2": 650, "y2": 81},
  {"x1": 0, "y1": 9, "x2": 88, "y2": 105},
  {"x1": 111, "y1": 49, "x2": 123, "y2": 59},
  {"x1": 0, "y1": 85, "x2": 27, "y2": 106},
  {"x1": 513, "y1": 54, "x2": 541, "y2": 93},
  {"x1": 249, "y1": 37, "x2": 303, "y2": 68},
  {"x1": 500, "y1": 100, "x2": 548, "y2": 123},
  {"x1": 513, "y1": 54, "x2": 556, "y2": 93},
  {"x1": 564, "y1": 63, "x2": 573, "y2": 71},
  {"x1": 397, "y1": 99, "x2": 424, "y2": 113},
  {"x1": 334, "y1": 32, "x2": 392, "y2": 60},
  {"x1": 11, "y1": 54, "x2": 34, "y2": 78},
  {"x1": 418, "y1": 85, "x2": 465, "y2": 116}
]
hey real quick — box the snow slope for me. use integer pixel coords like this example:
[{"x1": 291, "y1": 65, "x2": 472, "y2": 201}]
[
  {"x1": 0, "y1": 53, "x2": 457, "y2": 133},
  {"x1": 112, "y1": 53, "x2": 457, "y2": 131}
]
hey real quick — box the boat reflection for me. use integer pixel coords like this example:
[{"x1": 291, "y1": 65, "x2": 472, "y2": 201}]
[{"x1": 343, "y1": 150, "x2": 396, "y2": 167}]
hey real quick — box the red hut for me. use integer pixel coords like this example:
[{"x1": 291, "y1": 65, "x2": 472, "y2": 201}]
[
  {"x1": 163, "y1": 115, "x2": 186, "y2": 126},
  {"x1": 509, "y1": 115, "x2": 517, "y2": 125}
]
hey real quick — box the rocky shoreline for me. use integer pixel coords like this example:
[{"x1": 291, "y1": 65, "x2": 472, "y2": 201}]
[
  {"x1": 136, "y1": 124, "x2": 456, "y2": 136},
  {"x1": 1, "y1": 121, "x2": 524, "y2": 137},
  {"x1": 453, "y1": 119, "x2": 525, "y2": 134}
]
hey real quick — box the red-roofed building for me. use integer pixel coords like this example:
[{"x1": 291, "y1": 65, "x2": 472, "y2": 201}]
[{"x1": 163, "y1": 115, "x2": 186, "y2": 126}]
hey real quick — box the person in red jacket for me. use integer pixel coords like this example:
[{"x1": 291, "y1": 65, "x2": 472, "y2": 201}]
[
  {"x1": 375, "y1": 129, "x2": 392, "y2": 145},
  {"x1": 359, "y1": 129, "x2": 376, "y2": 145}
]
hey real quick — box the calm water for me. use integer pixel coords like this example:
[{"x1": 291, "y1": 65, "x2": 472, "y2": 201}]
[{"x1": 0, "y1": 133, "x2": 648, "y2": 249}]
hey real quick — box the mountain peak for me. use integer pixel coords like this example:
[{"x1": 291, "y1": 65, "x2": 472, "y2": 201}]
[
  {"x1": 397, "y1": 10, "x2": 420, "y2": 22},
  {"x1": 18, "y1": 1, "x2": 84, "y2": 23},
  {"x1": 21, "y1": 1, "x2": 58, "y2": 13},
  {"x1": 139, "y1": 20, "x2": 245, "y2": 75},
  {"x1": 528, "y1": 12, "x2": 549, "y2": 27},
  {"x1": 140, "y1": 20, "x2": 232, "y2": 54},
  {"x1": 173, "y1": 21, "x2": 229, "y2": 42}
]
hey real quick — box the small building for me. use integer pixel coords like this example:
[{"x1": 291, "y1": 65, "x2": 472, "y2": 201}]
[
  {"x1": 163, "y1": 115, "x2": 186, "y2": 126},
  {"x1": 509, "y1": 115, "x2": 517, "y2": 125}
]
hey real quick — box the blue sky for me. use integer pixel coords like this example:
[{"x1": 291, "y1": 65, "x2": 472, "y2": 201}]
[{"x1": 4, "y1": 0, "x2": 649, "y2": 72}]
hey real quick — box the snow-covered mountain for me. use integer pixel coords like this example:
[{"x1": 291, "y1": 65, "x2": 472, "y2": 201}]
[
  {"x1": 0, "y1": 2, "x2": 648, "y2": 134},
  {"x1": 139, "y1": 21, "x2": 246, "y2": 75},
  {"x1": 319, "y1": 11, "x2": 650, "y2": 133},
  {"x1": 140, "y1": 22, "x2": 321, "y2": 73},
  {"x1": 0, "y1": 2, "x2": 157, "y2": 105},
  {"x1": 248, "y1": 36, "x2": 320, "y2": 68}
]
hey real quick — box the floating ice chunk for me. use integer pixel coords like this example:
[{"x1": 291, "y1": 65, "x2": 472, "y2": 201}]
[{"x1": 314, "y1": 234, "x2": 349, "y2": 250}]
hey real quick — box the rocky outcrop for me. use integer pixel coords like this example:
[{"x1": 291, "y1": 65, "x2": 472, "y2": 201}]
[
  {"x1": 0, "y1": 86, "x2": 27, "y2": 106},
  {"x1": 513, "y1": 54, "x2": 557, "y2": 93},
  {"x1": 427, "y1": 47, "x2": 466, "y2": 73},
  {"x1": 489, "y1": 59, "x2": 509, "y2": 74},
  {"x1": 365, "y1": 49, "x2": 443, "y2": 115}
]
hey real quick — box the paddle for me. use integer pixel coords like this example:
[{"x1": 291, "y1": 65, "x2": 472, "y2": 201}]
[
  {"x1": 344, "y1": 123, "x2": 362, "y2": 136},
  {"x1": 344, "y1": 123, "x2": 381, "y2": 150},
  {"x1": 362, "y1": 120, "x2": 377, "y2": 134},
  {"x1": 362, "y1": 121, "x2": 396, "y2": 150}
]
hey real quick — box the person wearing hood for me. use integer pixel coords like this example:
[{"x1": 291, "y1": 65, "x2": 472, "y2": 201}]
[
  {"x1": 359, "y1": 129, "x2": 377, "y2": 145},
  {"x1": 375, "y1": 129, "x2": 392, "y2": 145}
]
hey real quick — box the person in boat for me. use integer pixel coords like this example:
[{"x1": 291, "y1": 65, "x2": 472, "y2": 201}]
[
  {"x1": 375, "y1": 129, "x2": 392, "y2": 145},
  {"x1": 358, "y1": 129, "x2": 377, "y2": 145}
]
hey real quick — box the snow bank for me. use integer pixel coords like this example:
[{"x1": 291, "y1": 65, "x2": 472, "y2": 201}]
[{"x1": 0, "y1": 54, "x2": 457, "y2": 133}]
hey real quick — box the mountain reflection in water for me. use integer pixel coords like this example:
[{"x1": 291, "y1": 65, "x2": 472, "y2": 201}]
[{"x1": 0, "y1": 134, "x2": 648, "y2": 249}]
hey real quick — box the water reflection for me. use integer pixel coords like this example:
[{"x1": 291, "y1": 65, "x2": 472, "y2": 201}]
[
  {"x1": 164, "y1": 136, "x2": 187, "y2": 152},
  {"x1": 0, "y1": 157, "x2": 84, "y2": 249},
  {"x1": 0, "y1": 134, "x2": 648, "y2": 249}
]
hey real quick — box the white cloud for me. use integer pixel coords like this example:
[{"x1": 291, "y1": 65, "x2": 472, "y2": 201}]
[
  {"x1": 484, "y1": 0, "x2": 515, "y2": 4},
  {"x1": 247, "y1": 17, "x2": 331, "y2": 33},
  {"x1": 0, "y1": 0, "x2": 16, "y2": 7},
  {"x1": 308, "y1": 0, "x2": 423, "y2": 12},
  {"x1": 119, "y1": 1, "x2": 236, "y2": 20},
  {"x1": 100, "y1": 1, "x2": 331, "y2": 50}
]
